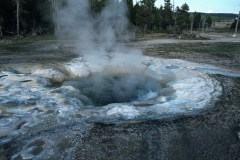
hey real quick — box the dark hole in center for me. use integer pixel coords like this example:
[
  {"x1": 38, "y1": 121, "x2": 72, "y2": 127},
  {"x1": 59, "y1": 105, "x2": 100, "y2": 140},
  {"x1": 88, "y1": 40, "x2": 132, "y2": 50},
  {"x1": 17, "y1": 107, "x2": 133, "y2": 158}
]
[{"x1": 63, "y1": 73, "x2": 163, "y2": 106}]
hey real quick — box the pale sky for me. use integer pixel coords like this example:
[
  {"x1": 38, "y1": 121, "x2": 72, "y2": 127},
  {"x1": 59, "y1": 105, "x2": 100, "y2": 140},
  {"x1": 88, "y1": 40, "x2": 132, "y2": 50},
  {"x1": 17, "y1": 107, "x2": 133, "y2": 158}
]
[{"x1": 134, "y1": 0, "x2": 240, "y2": 14}]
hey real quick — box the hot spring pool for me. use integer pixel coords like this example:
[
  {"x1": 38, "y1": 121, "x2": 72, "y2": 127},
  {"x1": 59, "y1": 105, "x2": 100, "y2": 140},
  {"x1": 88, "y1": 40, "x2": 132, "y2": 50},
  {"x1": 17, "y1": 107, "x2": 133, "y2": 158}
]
[{"x1": 0, "y1": 56, "x2": 224, "y2": 158}]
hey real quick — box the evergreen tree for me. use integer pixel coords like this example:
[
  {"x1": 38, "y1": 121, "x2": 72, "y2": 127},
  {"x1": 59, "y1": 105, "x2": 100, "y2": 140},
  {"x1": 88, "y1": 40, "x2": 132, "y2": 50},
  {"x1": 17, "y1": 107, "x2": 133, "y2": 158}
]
[
  {"x1": 140, "y1": 0, "x2": 156, "y2": 30},
  {"x1": 89, "y1": 0, "x2": 106, "y2": 16},
  {"x1": 157, "y1": 5, "x2": 164, "y2": 30},
  {"x1": 162, "y1": 0, "x2": 173, "y2": 30},
  {"x1": 206, "y1": 16, "x2": 212, "y2": 28},
  {"x1": 123, "y1": 0, "x2": 135, "y2": 25},
  {"x1": 134, "y1": 0, "x2": 156, "y2": 32},
  {"x1": 193, "y1": 12, "x2": 201, "y2": 30},
  {"x1": 134, "y1": 3, "x2": 145, "y2": 30},
  {"x1": 176, "y1": 3, "x2": 190, "y2": 32},
  {"x1": 153, "y1": 7, "x2": 161, "y2": 30}
]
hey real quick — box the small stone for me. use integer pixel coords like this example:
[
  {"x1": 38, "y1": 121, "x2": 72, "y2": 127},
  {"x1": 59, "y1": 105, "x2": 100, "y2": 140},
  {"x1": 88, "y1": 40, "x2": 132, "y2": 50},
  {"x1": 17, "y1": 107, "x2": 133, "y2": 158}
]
[
  {"x1": 20, "y1": 80, "x2": 32, "y2": 83},
  {"x1": 133, "y1": 101, "x2": 154, "y2": 106},
  {"x1": 156, "y1": 96, "x2": 167, "y2": 103},
  {"x1": 33, "y1": 67, "x2": 67, "y2": 82}
]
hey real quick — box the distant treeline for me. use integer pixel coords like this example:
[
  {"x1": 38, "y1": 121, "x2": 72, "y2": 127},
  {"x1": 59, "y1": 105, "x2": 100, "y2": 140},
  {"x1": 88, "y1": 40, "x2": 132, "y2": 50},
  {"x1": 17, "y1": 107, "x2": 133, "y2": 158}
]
[
  {"x1": 199, "y1": 13, "x2": 237, "y2": 19},
  {"x1": 0, "y1": 0, "x2": 54, "y2": 36},
  {"x1": 0, "y1": 0, "x2": 238, "y2": 36}
]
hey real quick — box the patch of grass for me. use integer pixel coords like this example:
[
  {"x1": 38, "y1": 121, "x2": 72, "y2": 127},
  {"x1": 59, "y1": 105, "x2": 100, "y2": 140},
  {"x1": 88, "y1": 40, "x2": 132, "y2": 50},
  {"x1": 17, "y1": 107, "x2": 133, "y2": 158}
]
[
  {"x1": 135, "y1": 32, "x2": 210, "y2": 41},
  {"x1": 146, "y1": 42, "x2": 240, "y2": 58},
  {"x1": 13, "y1": 34, "x2": 58, "y2": 43},
  {"x1": 0, "y1": 42, "x2": 55, "y2": 58},
  {"x1": 0, "y1": 34, "x2": 57, "y2": 46},
  {"x1": 0, "y1": 34, "x2": 60, "y2": 56},
  {"x1": 178, "y1": 34, "x2": 210, "y2": 40},
  {"x1": 135, "y1": 33, "x2": 170, "y2": 40},
  {"x1": 212, "y1": 28, "x2": 233, "y2": 33},
  {"x1": 24, "y1": 34, "x2": 57, "y2": 41}
]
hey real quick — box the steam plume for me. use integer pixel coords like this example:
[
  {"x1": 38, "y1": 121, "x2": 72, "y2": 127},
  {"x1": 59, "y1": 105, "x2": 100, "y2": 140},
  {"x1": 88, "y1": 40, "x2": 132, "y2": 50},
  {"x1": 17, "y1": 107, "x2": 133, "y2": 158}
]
[{"x1": 57, "y1": 0, "x2": 144, "y2": 74}]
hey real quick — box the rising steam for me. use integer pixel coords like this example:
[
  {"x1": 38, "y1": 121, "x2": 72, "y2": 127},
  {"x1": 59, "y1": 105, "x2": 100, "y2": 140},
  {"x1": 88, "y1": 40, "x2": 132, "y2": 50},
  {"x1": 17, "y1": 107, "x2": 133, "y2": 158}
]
[
  {"x1": 57, "y1": 0, "x2": 145, "y2": 74},
  {"x1": 58, "y1": 0, "x2": 129, "y2": 53}
]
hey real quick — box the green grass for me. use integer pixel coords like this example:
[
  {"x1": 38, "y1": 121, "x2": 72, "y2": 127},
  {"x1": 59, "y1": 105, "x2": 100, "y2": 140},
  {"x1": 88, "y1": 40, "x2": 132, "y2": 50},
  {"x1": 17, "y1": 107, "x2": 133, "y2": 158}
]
[
  {"x1": 212, "y1": 28, "x2": 233, "y2": 33},
  {"x1": 0, "y1": 34, "x2": 57, "y2": 45},
  {"x1": 25, "y1": 34, "x2": 57, "y2": 41},
  {"x1": 13, "y1": 34, "x2": 58, "y2": 42},
  {"x1": 0, "y1": 35, "x2": 58, "y2": 56},
  {"x1": 0, "y1": 34, "x2": 59, "y2": 56},
  {"x1": 146, "y1": 42, "x2": 240, "y2": 58}
]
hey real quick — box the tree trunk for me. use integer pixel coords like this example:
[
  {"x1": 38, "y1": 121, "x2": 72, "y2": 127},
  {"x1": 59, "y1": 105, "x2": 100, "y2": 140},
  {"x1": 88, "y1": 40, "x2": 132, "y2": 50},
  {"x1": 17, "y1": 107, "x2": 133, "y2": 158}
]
[
  {"x1": 0, "y1": 26, "x2": 2, "y2": 36},
  {"x1": 190, "y1": 14, "x2": 195, "y2": 34},
  {"x1": 16, "y1": 0, "x2": 20, "y2": 35},
  {"x1": 234, "y1": 11, "x2": 240, "y2": 36},
  {"x1": 0, "y1": 17, "x2": 3, "y2": 36},
  {"x1": 51, "y1": 0, "x2": 58, "y2": 33},
  {"x1": 202, "y1": 17, "x2": 206, "y2": 33}
]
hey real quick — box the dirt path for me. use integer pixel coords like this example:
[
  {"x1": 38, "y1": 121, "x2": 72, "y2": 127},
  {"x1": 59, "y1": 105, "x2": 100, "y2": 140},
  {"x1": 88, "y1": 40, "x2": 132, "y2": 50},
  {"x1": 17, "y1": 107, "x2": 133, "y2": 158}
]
[{"x1": 130, "y1": 33, "x2": 240, "y2": 48}]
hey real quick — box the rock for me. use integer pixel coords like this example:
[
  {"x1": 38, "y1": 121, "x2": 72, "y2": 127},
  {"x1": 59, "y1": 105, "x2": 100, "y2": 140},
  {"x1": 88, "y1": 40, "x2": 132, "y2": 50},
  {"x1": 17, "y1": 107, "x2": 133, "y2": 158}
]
[
  {"x1": 133, "y1": 102, "x2": 155, "y2": 106},
  {"x1": 156, "y1": 96, "x2": 167, "y2": 103},
  {"x1": 33, "y1": 67, "x2": 67, "y2": 82},
  {"x1": 106, "y1": 105, "x2": 140, "y2": 119}
]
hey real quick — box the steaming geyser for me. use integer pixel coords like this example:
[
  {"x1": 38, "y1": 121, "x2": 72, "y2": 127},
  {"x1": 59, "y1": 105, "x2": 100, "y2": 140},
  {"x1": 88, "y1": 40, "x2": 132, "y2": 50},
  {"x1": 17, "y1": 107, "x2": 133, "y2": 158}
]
[
  {"x1": 63, "y1": 73, "x2": 174, "y2": 106},
  {"x1": 63, "y1": 56, "x2": 222, "y2": 121}
]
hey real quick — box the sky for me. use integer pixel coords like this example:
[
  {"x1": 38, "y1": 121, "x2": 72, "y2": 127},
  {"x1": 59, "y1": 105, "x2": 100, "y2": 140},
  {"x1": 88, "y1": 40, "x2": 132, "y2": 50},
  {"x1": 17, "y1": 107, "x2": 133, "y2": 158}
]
[{"x1": 134, "y1": 0, "x2": 240, "y2": 14}]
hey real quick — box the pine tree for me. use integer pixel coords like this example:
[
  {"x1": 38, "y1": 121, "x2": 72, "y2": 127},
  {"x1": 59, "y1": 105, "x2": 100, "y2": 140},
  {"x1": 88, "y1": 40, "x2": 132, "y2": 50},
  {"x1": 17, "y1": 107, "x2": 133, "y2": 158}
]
[
  {"x1": 176, "y1": 3, "x2": 190, "y2": 32},
  {"x1": 123, "y1": 0, "x2": 135, "y2": 25},
  {"x1": 206, "y1": 16, "x2": 212, "y2": 28},
  {"x1": 140, "y1": 0, "x2": 156, "y2": 30},
  {"x1": 162, "y1": 0, "x2": 173, "y2": 30},
  {"x1": 193, "y1": 12, "x2": 201, "y2": 30},
  {"x1": 134, "y1": 0, "x2": 156, "y2": 32},
  {"x1": 89, "y1": 0, "x2": 106, "y2": 16}
]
